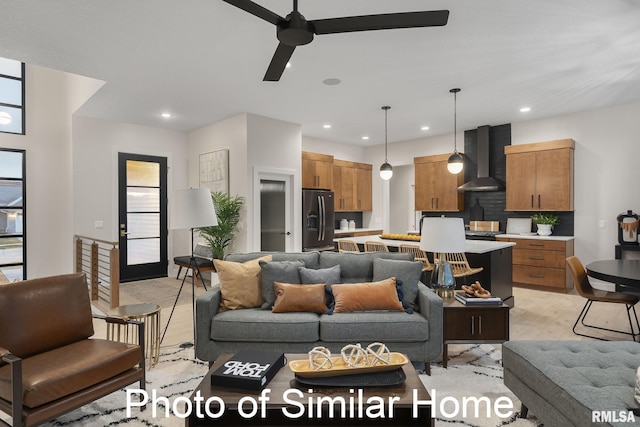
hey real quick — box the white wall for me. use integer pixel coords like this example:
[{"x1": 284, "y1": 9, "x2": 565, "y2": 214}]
[
  {"x1": 187, "y1": 113, "x2": 303, "y2": 254},
  {"x1": 0, "y1": 64, "x2": 103, "y2": 278},
  {"x1": 302, "y1": 136, "x2": 365, "y2": 162},
  {"x1": 187, "y1": 114, "x2": 248, "y2": 255},
  {"x1": 247, "y1": 114, "x2": 302, "y2": 252},
  {"x1": 72, "y1": 116, "x2": 188, "y2": 270},
  {"x1": 512, "y1": 102, "x2": 640, "y2": 263}
]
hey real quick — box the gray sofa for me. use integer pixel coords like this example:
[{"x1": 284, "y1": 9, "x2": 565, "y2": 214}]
[
  {"x1": 503, "y1": 340, "x2": 640, "y2": 426},
  {"x1": 195, "y1": 251, "x2": 443, "y2": 372}
]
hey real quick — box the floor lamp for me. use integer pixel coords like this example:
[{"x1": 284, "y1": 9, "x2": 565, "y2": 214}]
[
  {"x1": 420, "y1": 217, "x2": 466, "y2": 298},
  {"x1": 161, "y1": 188, "x2": 218, "y2": 347}
]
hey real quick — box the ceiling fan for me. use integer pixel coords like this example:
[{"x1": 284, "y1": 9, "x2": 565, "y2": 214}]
[{"x1": 222, "y1": 0, "x2": 449, "y2": 81}]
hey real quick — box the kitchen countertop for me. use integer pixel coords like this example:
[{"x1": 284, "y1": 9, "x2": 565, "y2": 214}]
[
  {"x1": 334, "y1": 234, "x2": 515, "y2": 254},
  {"x1": 496, "y1": 234, "x2": 575, "y2": 241},
  {"x1": 334, "y1": 228, "x2": 383, "y2": 236}
]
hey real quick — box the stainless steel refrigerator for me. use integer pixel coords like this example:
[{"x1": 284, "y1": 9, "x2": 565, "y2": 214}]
[{"x1": 302, "y1": 189, "x2": 335, "y2": 251}]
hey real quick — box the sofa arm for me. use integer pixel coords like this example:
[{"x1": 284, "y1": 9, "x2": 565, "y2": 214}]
[
  {"x1": 1, "y1": 350, "x2": 24, "y2": 426},
  {"x1": 417, "y1": 283, "x2": 443, "y2": 358},
  {"x1": 195, "y1": 285, "x2": 221, "y2": 358}
]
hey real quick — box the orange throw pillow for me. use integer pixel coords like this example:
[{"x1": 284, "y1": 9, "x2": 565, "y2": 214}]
[
  {"x1": 272, "y1": 282, "x2": 327, "y2": 314},
  {"x1": 332, "y1": 278, "x2": 404, "y2": 313},
  {"x1": 214, "y1": 255, "x2": 272, "y2": 312}
]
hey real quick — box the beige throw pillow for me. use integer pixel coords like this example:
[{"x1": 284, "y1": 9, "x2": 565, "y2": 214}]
[{"x1": 214, "y1": 255, "x2": 272, "y2": 312}]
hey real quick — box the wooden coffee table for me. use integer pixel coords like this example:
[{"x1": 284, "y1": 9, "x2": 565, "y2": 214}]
[{"x1": 187, "y1": 353, "x2": 433, "y2": 426}]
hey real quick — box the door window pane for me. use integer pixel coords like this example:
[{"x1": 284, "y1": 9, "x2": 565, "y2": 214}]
[
  {"x1": 0, "y1": 106, "x2": 22, "y2": 135},
  {"x1": 127, "y1": 213, "x2": 160, "y2": 239},
  {"x1": 0, "y1": 151, "x2": 23, "y2": 178},
  {"x1": 127, "y1": 160, "x2": 159, "y2": 187},
  {"x1": 0, "y1": 78, "x2": 22, "y2": 106},
  {"x1": 127, "y1": 187, "x2": 159, "y2": 212},
  {"x1": 127, "y1": 239, "x2": 160, "y2": 265},
  {"x1": 0, "y1": 265, "x2": 23, "y2": 284},
  {"x1": 0, "y1": 181, "x2": 23, "y2": 208},
  {"x1": 0, "y1": 149, "x2": 25, "y2": 281},
  {"x1": 0, "y1": 236, "x2": 22, "y2": 264},
  {"x1": 0, "y1": 57, "x2": 22, "y2": 78}
]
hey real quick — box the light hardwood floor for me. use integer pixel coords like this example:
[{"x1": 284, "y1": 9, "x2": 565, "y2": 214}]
[{"x1": 93, "y1": 277, "x2": 640, "y2": 352}]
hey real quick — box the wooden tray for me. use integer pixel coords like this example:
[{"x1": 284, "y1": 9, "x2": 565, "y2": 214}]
[{"x1": 289, "y1": 352, "x2": 409, "y2": 378}]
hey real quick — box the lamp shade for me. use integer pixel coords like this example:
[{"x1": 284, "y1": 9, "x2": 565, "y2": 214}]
[
  {"x1": 419, "y1": 217, "x2": 467, "y2": 253},
  {"x1": 379, "y1": 162, "x2": 393, "y2": 180},
  {"x1": 170, "y1": 188, "x2": 218, "y2": 230}
]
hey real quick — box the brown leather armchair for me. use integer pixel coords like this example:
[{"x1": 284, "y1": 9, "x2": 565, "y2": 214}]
[{"x1": 0, "y1": 273, "x2": 146, "y2": 426}]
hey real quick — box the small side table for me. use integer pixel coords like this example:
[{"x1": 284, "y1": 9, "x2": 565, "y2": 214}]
[
  {"x1": 107, "y1": 303, "x2": 161, "y2": 369},
  {"x1": 442, "y1": 298, "x2": 510, "y2": 368}
]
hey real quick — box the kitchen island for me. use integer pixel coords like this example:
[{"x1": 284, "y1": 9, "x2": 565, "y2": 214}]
[{"x1": 334, "y1": 235, "x2": 515, "y2": 306}]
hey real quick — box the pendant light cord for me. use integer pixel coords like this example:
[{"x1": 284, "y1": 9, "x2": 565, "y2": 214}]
[
  {"x1": 453, "y1": 89, "x2": 457, "y2": 153},
  {"x1": 382, "y1": 105, "x2": 390, "y2": 161}
]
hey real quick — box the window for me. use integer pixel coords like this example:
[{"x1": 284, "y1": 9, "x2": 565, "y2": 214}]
[
  {"x1": 0, "y1": 149, "x2": 26, "y2": 282},
  {"x1": 0, "y1": 57, "x2": 25, "y2": 135}
]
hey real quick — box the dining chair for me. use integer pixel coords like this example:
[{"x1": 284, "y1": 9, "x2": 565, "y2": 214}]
[
  {"x1": 364, "y1": 241, "x2": 389, "y2": 253},
  {"x1": 566, "y1": 256, "x2": 640, "y2": 341},
  {"x1": 337, "y1": 239, "x2": 360, "y2": 253},
  {"x1": 436, "y1": 252, "x2": 483, "y2": 281},
  {"x1": 399, "y1": 244, "x2": 433, "y2": 272}
]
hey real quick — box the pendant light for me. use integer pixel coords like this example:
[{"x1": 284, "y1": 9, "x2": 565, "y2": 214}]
[
  {"x1": 379, "y1": 105, "x2": 393, "y2": 180},
  {"x1": 447, "y1": 88, "x2": 464, "y2": 174}
]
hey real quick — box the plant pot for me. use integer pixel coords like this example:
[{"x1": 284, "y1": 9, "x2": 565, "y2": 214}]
[{"x1": 536, "y1": 224, "x2": 553, "y2": 236}]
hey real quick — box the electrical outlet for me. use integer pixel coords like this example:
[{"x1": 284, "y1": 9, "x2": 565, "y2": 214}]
[
  {"x1": 95, "y1": 220, "x2": 104, "y2": 229},
  {"x1": 598, "y1": 220, "x2": 606, "y2": 229}
]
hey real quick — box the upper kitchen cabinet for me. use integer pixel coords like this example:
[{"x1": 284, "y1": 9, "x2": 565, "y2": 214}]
[
  {"x1": 302, "y1": 151, "x2": 333, "y2": 190},
  {"x1": 414, "y1": 154, "x2": 464, "y2": 212},
  {"x1": 334, "y1": 159, "x2": 372, "y2": 211},
  {"x1": 505, "y1": 139, "x2": 574, "y2": 211}
]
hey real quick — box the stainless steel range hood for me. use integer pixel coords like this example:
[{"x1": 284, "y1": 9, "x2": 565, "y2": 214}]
[{"x1": 458, "y1": 125, "x2": 504, "y2": 192}]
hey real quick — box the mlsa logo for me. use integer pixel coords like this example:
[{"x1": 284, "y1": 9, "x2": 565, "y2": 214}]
[
  {"x1": 223, "y1": 361, "x2": 271, "y2": 378},
  {"x1": 592, "y1": 410, "x2": 636, "y2": 423}
]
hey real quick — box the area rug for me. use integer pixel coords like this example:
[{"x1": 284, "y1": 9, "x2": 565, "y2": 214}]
[
  {"x1": 43, "y1": 344, "x2": 541, "y2": 427},
  {"x1": 118, "y1": 277, "x2": 206, "y2": 309}
]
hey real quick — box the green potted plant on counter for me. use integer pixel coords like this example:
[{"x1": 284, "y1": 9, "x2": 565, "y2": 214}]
[
  {"x1": 531, "y1": 213, "x2": 559, "y2": 236},
  {"x1": 197, "y1": 191, "x2": 245, "y2": 260}
]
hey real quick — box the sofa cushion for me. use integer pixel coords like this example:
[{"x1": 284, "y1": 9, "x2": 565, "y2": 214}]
[
  {"x1": 503, "y1": 340, "x2": 640, "y2": 426},
  {"x1": 372, "y1": 258, "x2": 423, "y2": 311},
  {"x1": 330, "y1": 278, "x2": 404, "y2": 313},
  {"x1": 225, "y1": 251, "x2": 320, "y2": 269},
  {"x1": 272, "y1": 282, "x2": 328, "y2": 314},
  {"x1": 0, "y1": 339, "x2": 141, "y2": 408},
  {"x1": 319, "y1": 252, "x2": 413, "y2": 283},
  {"x1": 259, "y1": 260, "x2": 304, "y2": 309},
  {"x1": 210, "y1": 309, "x2": 320, "y2": 342},
  {"x1": 214, "y1": 255, "x2": 272, "y2": 312},
  {"x1": 320, "y1": 311, "x2": 429, "y2": 343},
  {"x1": 299, "y1": 265, "x2": 341, "y2": 285}
]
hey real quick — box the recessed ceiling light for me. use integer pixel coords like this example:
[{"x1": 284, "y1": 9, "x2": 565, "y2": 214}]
[
  {"x1": 323, "y1": 124, "x2": 331, "y2": 129},
  {"x1": 362, "y1": 136, "x2": 369, "y2": 140},
  {"x1": 323, "y1": 78, "x2": 341, "y2": 86},
  {"x1": 519, "y1": 107, "x2": 531, "y2": 113},
  {"x1": 0, "y1": 111, "x2": 12, "y2": 125},
  {"x1": 421, "y1": 126, "x2": 430, "y2": 131},
  {"x1": 160, "y1": 112, "x2": 172, "y2": 119}
]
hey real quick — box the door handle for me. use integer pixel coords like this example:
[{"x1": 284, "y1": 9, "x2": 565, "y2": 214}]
[{"x1": 120, "y1": 231, "x2": 130, "y2": 237}]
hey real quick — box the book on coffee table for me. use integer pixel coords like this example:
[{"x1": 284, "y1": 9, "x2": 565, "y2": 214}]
[
  {"x1": 210, "y1": 349, "x2": 285, "y2": 391},
  {"x1": 454, "y1": 291, "x2": 502, "y2": 305}
]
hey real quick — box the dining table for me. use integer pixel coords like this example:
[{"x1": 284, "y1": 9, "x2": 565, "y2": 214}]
[{"x1": 585, "y1": 259, "x2": 640, "y2": 292}]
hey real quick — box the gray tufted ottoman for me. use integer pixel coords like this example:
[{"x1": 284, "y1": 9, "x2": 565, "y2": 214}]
[{"x1": 503, "y1": 340, "x2": 640, "y2": 426}]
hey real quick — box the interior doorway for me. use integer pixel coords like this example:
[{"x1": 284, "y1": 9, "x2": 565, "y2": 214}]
[{"x1": 118, "y1": 153, "x2": 168, "y2": 282}]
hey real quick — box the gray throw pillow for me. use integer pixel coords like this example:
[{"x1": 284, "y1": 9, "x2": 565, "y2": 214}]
[
  {"x1": 372, "y1": 258, "x2": 423, "y2": 311},
  {"x1": 259, "y1": 260, "x2": 303, "y2": 309},
  {"x1": 299, "y1": 265, "x2": 341, "y2": 286}
]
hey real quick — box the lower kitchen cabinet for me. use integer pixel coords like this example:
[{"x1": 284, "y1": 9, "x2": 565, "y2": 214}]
[
  {"x1": 442, "y1": 299, "x2": 510, "y2": 368},
  {"x1": 497, "y1": 236, "x2": 575, "y2": 290}
]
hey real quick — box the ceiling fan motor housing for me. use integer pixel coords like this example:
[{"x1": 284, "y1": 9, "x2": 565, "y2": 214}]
[{"x1": 277, "y1": 11, "x2": 315, "y2": 46}]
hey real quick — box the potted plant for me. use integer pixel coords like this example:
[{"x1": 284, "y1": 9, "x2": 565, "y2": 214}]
[
  {"x1": 531, "y1": 213, "x2": 559, "y2": 236},
  {"x1": 197, "y1": 191, "x2": 245, "y2": 260}
]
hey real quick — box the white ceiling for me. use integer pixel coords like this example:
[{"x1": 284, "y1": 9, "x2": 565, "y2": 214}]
[{"x1": 1, "y1": 0, "x2": 639, "y2": 146}]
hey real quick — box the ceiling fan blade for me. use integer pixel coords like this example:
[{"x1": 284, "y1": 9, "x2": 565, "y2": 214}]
[
  {"x1": 222, "y1": 0, "x2": 283, "y2": 26},
  {"x1": 264, "y1": 43, "x2": 296, "y2": 81},
  {"x1": 312, "y1": 10, "x2": 449, "y2": 35}
]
